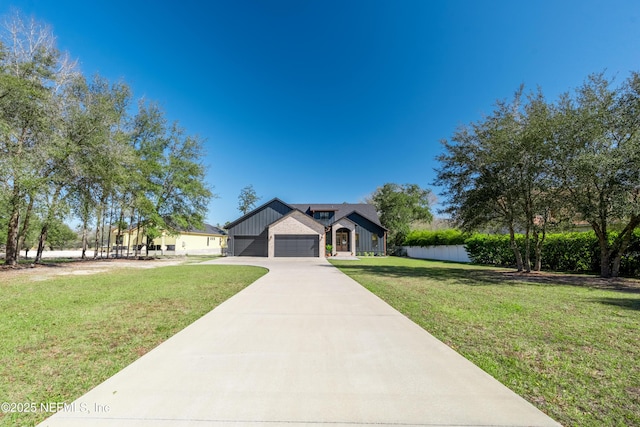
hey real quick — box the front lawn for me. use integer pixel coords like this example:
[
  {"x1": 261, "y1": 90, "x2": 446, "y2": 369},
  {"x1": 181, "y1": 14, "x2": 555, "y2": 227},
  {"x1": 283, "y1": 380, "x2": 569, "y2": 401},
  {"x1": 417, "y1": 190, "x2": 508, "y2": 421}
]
[
  {"x1": 0, "y1": 264, "x2": 266, "y2": 427},
  {"x1": 331, "y1": 257, "x2": 640, "y2": 427}
]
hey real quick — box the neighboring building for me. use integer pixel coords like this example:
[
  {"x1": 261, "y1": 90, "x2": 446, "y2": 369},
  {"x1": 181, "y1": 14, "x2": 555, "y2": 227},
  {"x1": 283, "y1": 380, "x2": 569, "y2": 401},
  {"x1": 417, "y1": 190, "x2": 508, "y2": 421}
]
[
  {"x1": 110, "y1": 223, "x2": 227, "y2": 255},
  {"x1": 225, "y1": 198, "x2": 387, "y2": 258}
]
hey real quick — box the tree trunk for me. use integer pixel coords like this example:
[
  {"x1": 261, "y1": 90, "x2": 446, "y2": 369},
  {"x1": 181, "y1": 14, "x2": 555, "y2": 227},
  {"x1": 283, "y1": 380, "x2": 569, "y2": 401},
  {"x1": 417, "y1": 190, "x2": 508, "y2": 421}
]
[
  {"x1": 106, "y1": 195, "x2": 114, "y2": 259},
  {"x1": 134, "y1": 212, "x2": 142, "y2": 257},
  {"x1": 523, "y1": 224, "x2": 531, "y2": 273},
  {"x1": 81, "y1": 222, "x2": 89, "y2": 260},
  {"x1": 100, "y1": 199, "x2": 107, "y2": 258},
  {"x1": 127, "y1": 211, "x2": 134, "y2": 258},
  {"x1": 116, "y1": 209, "x2": 124, "y2": 258},
  {"x1": 16, "y1": 194, "x2": 34, "y2": 262},
  {"x1": 509, "y1": 224, "x2": 524, "y2": 272},
  {"x1": 35, "y1": 223, "x2": 49, "y2": 264},
  {"x1": 4, "y1": 189, "x2": 21, "y2": 266},
  {"x1": 94, "y1": 202, "x2": 103, "y2": 259},
  {"x1": 599, "y1": 246, "x2": 613, "y2": 278},
  {"x1": 533, "y1": 229, "x2": 546, "y2": 272}
]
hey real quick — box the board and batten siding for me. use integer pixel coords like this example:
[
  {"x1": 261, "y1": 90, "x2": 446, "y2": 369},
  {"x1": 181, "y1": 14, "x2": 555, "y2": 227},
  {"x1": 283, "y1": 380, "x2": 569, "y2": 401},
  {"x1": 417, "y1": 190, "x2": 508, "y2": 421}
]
[
  {"x1": 228, "y1": 200, "x2": 292, "y2": 236},
  {"x1": 349, "y1": 212, "x2": 386, "y2": 255}
]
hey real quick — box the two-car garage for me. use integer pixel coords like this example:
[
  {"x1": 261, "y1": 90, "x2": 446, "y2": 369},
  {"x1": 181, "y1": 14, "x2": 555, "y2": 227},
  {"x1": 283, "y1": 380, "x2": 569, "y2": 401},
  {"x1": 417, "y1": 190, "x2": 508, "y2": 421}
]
[
  {"x1": 232, "y1": 234, "x2": 319, "y2": 257},
  {"x1": 229, "y1": 207, "x2": 325, "y2": 258}
]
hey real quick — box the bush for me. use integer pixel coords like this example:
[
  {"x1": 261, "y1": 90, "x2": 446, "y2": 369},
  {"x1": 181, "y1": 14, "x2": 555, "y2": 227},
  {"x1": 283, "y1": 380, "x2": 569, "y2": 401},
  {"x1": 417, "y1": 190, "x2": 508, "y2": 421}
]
[
  {"x1": 463, "y1": 230, "x2": 640, "y2": 277},
  {"x1": 464, "y1": 234, "x2": 521, "y2": 266},
  {"x1": 404, "y1": 229, "x2": 468, "y2": 247}
]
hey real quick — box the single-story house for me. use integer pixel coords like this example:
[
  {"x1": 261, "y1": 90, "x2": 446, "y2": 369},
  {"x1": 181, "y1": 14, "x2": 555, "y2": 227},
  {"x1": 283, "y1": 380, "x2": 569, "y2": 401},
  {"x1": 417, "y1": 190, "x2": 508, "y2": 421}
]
[
  {"x1": 110, "y1": 223, "x2": 227, "y2": 255},
  {"x1": 225, "y1": 198, "x2": 387, "y2": 258}
]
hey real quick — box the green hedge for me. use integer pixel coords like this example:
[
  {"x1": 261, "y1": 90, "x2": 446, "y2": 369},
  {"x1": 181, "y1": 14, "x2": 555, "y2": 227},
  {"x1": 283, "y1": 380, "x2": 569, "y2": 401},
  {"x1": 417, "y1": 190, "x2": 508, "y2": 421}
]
[
  {"x1": 405, "y1": 229, "x2": 640, "y2": 276},
  {"x1": 465, "y1": 230, "x2": 640, "y2": 276},
  {"x1": 404, "y1": 229, "x2": 468, "y2": 247}
]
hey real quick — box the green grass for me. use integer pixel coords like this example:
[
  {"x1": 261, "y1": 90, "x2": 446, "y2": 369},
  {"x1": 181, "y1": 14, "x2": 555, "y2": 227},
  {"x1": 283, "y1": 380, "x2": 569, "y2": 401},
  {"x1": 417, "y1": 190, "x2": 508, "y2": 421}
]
[
  {"x1": 0, "y1": 264, "x2": 266, "y2": 427},
  {"x1": 331, "y1": 257, "x2": 640, "y2": 427}
]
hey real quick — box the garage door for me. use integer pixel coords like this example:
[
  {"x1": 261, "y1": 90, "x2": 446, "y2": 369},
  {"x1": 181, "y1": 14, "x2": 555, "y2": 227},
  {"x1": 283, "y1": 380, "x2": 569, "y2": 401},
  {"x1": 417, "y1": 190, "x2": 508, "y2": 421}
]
[
  {"x1": 233, "y1": 235, "x2": 267, "y2": 256},
  {"x1": 274, "y1": 235, "x2": 319, "y2": 257}
]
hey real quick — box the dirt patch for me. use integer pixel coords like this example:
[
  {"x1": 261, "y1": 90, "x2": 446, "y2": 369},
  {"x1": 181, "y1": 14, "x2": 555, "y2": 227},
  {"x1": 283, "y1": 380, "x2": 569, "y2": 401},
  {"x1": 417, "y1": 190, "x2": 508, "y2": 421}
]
[{"x1": 0, "y1": 257, "x2": 186, "y2": 282}]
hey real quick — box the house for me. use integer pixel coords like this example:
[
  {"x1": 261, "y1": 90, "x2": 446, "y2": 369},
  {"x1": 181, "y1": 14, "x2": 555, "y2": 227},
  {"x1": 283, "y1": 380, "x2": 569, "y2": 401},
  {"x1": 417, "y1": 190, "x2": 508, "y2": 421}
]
[
  {"x1": 110, "y1": 223, "x2": 227, "y2": 255},
  {"x1": 225, "y1": 198, "x2": 387, "y2": 258}
]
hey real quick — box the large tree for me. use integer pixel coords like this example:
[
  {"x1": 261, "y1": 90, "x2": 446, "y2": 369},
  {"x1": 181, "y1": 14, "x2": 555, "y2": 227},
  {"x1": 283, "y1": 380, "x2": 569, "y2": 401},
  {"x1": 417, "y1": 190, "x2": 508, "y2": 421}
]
[
  {"x1": 0, "y1": 12, "x2": 76, "y2": 265},
  {"x1": 436, "y1": 87, "x2": 561, "y2": 272},
  {"x1": 551, "y1": 73, "x2": 640, "y2": 277},
  {"x1": 437, "y1": 72, "x2": 640, "y2": 277},
  {"x1": 369, "y1": 183, "x2": 433, "y2": 249}
]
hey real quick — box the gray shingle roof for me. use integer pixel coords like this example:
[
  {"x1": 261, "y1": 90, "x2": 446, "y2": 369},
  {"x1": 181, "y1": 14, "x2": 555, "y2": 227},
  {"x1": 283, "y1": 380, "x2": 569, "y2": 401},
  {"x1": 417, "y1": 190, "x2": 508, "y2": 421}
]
[
  {"x1": 183, "y1": 223, "x2": 227, "y2": 235},
  {"x1": 290, "y1": 203, "x2": 382, "y2": 227}
]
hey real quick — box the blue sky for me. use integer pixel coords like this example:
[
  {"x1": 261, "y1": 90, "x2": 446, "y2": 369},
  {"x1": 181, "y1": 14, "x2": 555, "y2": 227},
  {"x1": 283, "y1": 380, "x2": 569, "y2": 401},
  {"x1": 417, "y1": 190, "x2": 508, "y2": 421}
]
[{"x1": 4, "y1": 0, "x2": 640, "y2": 225}]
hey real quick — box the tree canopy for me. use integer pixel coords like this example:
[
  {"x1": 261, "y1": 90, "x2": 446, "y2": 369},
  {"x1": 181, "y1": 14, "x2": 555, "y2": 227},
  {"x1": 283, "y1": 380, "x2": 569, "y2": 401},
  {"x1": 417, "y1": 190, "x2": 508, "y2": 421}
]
[
  {"x1": 0, "y1": 12, "x2": 215, "y2": 264},
  {"x1": 369, "y1": 183, "x2": 433, "y2": 249},
  {"x1": 436, "y1": 71, "x2": 640, "y2": 277}
]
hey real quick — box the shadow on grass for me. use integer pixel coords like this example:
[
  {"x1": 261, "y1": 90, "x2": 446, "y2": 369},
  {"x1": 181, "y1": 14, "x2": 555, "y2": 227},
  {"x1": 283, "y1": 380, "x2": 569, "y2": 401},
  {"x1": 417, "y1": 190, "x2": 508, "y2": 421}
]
[
  {"x1": 334, "y1": 262, "x2": 640, "y2": 293},
  {"x1": 335, "y1": 264, "x2": 511, "y2": 287},
  {"x1": 593, "y1": 297, "x2": 640, "y2": 310}
]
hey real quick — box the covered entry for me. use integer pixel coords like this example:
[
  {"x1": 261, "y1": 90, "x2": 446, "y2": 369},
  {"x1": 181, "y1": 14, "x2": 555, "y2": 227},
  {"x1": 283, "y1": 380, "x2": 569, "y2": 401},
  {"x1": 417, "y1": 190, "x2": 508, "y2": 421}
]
[
  {"x1": 274, "y1": 235, "x2": 319, "y2": 257},
  {"x1": 335, "y1": 228, "x2": 350, "y2": 252}
]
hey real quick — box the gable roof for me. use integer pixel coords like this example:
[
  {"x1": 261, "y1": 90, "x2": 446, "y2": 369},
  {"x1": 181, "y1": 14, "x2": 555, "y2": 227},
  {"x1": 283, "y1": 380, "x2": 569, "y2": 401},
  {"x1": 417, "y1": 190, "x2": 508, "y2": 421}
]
[
  {"x1": 290, "y1": 203, "x2": 383, "y2": 227},
  {"x1": 225, "y1": 197, "x2": 294, "y2": 229}
]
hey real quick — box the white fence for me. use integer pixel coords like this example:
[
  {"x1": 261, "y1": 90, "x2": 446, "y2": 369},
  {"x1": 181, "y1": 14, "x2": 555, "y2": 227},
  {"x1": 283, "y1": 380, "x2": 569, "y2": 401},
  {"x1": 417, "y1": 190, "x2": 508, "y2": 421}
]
[{"x1": 404, "y1": 245, "x2": 471, "y2": 263}]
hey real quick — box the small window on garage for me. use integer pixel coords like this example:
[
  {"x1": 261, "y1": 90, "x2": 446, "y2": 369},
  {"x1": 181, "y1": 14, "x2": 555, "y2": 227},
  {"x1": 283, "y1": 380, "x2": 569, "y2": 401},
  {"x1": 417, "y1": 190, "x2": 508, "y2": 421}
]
[{"x1": 372, "y1": 234, "x2": 379, "y2": 248}]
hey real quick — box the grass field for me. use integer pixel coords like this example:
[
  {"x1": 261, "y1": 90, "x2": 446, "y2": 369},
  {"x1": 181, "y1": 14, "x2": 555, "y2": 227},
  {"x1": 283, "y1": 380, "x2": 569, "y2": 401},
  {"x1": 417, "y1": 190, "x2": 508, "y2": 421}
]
[
  {"x1": 331, "y1": 257, "x2": 640, "y2": 427},
  {"x1": 0, "y1": 264, "x2": 267, "y2": 427}
]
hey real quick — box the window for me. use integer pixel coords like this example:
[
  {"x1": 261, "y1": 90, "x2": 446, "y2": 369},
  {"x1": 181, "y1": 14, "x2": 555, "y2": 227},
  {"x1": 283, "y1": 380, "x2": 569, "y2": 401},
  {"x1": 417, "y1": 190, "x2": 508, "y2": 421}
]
[
  {"x1": 356, "y1": 233, "x2": 360, "y2": 248},
  {"x1": 314, "y1": 211, "x2": 332, "y2": 220},
  {"x1": 372, "y1": 234, "x2": 379, "y2": 248}
]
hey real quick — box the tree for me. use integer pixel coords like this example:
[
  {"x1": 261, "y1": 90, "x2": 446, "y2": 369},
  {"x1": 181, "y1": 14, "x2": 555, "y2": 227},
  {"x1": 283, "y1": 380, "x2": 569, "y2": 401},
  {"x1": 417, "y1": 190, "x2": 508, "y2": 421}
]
[
  {"x1": 0, "y1": 11, "x2": 76, "y2": 265},
  {"x1": 46, "y1": 219, "x2": 77, "y2": 250},
  {"x1": 435, "y1": 87, "x2": 557, "y2": 272},
  {"x1": 551, "y1": 73, "x2": 640, "y2": 277},
  {"x1": 238, "y1": 184, "x2": 261, "y2": 215},
  {"x1": 436, "y1": 89, "x2": 528, "y2": 270},
  {"x1": 369, "y1": 183, "x2": 433, "y2": 249}
]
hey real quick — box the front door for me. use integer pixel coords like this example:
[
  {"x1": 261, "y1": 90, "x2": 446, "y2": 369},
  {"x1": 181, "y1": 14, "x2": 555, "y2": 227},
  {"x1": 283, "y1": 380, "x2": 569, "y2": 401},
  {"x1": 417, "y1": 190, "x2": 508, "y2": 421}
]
[{"x1": 336, "y1": 230, "x2": 349, "y2": 252}]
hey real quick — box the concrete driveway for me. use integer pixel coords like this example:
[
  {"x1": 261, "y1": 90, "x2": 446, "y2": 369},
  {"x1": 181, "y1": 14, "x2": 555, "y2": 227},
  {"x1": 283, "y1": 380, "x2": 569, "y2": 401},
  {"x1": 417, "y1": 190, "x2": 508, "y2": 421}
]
[{"x1": 39, "y1": 257, "x2": 560, "y2": 426}]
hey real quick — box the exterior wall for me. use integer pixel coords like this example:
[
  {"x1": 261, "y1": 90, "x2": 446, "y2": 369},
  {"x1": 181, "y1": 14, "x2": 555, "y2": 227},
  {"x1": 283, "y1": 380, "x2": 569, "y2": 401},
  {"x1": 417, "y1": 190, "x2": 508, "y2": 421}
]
[
  {"x1": 404, "y1": 245, "x2": 471, "y2": 263},
  {"x1": 227, "y1": 200, "x2": 292, "y2": 256},
  {"x1": 174, "y1": 233, "x2": 227, "y2": 255},
  {"x1": 228, "y1": 200, "x2": 292, "y2": 236},
  {"x1": 110, "y1": 228, "x2": 226, "y2": 256},
  {"x1": 348, "y1": 212, "x2": 386, "y2": 255},
  {"x1": 268, "y1": 213, "x2": 325, "y2": 258}
]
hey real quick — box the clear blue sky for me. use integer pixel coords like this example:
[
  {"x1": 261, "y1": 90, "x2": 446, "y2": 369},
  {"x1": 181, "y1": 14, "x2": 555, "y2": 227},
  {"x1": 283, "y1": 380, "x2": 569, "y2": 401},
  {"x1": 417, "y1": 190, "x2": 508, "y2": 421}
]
[{"x1": 5, "y1": 0, "x2": 640, "y2": 225}]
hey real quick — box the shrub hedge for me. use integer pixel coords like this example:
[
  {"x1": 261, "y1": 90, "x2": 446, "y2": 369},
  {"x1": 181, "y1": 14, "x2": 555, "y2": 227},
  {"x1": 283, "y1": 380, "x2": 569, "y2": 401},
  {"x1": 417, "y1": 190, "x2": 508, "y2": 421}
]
[
  {"x1": 403, "y1": 229, "x2": 468, "y2": 247},
  {"x1": 404, "y1": 229, "x2": 640, "y2": 276}
]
